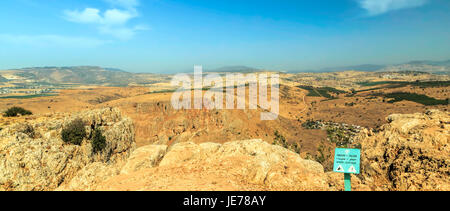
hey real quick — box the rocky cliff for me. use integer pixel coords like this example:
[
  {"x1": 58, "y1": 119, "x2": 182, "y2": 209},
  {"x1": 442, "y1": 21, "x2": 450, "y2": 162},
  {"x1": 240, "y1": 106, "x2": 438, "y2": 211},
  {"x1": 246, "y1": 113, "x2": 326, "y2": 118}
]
[
  {"x1": 60, "y1": 139, "x2": 328, "y2": 191},
  {"x1": 354, "y1": 109, "x2": 449, "y2": 191},
  {"x1": 0, "y1": 108, "x2": 135, "y2": 191},
  {"x1": 60, "y1": 107, "x2": 450, "y2": 191},
  {"x1": 1, "y1": 108, "x2": 448, "y2": 191}
]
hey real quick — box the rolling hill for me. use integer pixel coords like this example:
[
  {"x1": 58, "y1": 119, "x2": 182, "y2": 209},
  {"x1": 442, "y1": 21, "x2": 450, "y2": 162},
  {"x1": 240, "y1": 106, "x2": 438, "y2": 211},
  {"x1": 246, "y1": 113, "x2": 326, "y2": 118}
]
[
  {"x1": 291, "y1": 59, "x2": 450, "y2": 74},
  {"x1": 1, "y1": 66, "x2": 143, "y2": 86},
  {"x1": 204, "y1": 66, "x2": 263, "y2": 73},
  {"x1": 0, "y1": 75, "x2": 8, "y2": 83}
]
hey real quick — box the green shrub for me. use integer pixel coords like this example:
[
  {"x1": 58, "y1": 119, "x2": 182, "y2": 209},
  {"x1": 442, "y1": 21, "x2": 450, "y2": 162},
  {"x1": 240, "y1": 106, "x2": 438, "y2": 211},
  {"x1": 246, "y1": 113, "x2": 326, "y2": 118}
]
[
  {"x1": 383, "y1": 92, "x2": 448, "y2": 105},
  {"x1": 21, "y1": 124, "x2": 35, "y2": 138},
  {"x1": 297, "y1": 85, "x2": 346, "y2": 99},
  {"x1": 61, "y1": 118, "x2": 86, "y2": 145},
  {"x1": 326, "y1": 127, "x2": 352, "y2": 147},
  {"x1": 91, "y1": 128, "x2": 106, "y2": 153},
  {"x1": 345, "y1": 102, "x2": 355, "y2": 107},
  {"x1": 272, "y1": 130, "x2": 300, "y2": 154},
  {"x1": 315, "y1": 145, "x2": 327, "y2": 164},
  {"x1": 3, "y1": 107, "x2": 32, "y2": 117},
  {"x1": 302, "y1": 119, "x2": 320, "y2": 129}
]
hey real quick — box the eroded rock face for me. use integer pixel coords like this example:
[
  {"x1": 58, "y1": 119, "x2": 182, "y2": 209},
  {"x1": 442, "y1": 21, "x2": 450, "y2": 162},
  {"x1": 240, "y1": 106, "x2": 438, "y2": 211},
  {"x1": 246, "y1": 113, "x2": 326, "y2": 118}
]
[
  {"x1": 355, "y1": 109, "x2": 449, "y2": 191},
  {"x1": 55, "y1": 162, "x2": 121, "y2": 191},
  {"x1": 87, "y1": 139, "x2": 329, "y2": 191},
  {"x1": 0, "y1": 108, "x2": 135, "y2": 191},
  {"x1": 1, "y1": 107, "x2": 448, "y2": 191},
  {"x1": 120, "y1": 145, "x2": 167, "y2": 175}
]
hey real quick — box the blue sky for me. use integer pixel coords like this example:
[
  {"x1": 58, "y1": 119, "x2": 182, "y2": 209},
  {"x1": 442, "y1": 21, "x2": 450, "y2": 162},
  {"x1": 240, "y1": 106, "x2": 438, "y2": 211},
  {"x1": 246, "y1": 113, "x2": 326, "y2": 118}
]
[{"x1": 0, "y1": 0, "x2": 449, "y2": 73}]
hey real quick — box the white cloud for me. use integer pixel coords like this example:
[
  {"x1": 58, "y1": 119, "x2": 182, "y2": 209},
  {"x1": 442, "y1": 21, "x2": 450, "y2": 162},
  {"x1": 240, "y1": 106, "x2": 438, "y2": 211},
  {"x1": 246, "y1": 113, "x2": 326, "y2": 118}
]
[
  {"x1": 99, "y1": 25, "x2": 148, "y2": 40},
  {"x1": 357, "y1": 0, "x2": 428, "y2": 16},
  {"x1": 64, "y1": 8, "x2": 103, "y2": 24},
  {"x1": 0, "y1": 34, "x2": 109, "y2": 48},
  {"x1": 65, "y1": 8, "x2": 136, "y2": 25},
  {"x1": 103, "y1": 9, "x2": 136, "y2": 25},
  {"x1": 104, "y1": 0, "x2": 139, "y2": 9},
  {"x1": 64, "y1": 0, "x2": 147, "y2": 40}
]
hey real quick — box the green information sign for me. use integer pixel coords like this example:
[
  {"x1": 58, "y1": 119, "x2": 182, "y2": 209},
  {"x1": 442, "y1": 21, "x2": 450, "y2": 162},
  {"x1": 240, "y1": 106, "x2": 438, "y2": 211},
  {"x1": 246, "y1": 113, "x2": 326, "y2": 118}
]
[
  {"x1": 333, "y1": 148, "x2": 360, "y2": 174},
  {"x1": 333, "y1": 148, "x2": 361, "y2": 191}
]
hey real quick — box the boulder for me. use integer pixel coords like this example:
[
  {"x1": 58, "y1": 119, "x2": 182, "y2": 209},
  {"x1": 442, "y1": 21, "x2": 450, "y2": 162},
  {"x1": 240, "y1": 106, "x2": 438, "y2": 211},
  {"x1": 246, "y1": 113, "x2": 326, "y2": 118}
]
[
  {"x1": 0, "y1": 108, "x2": 135, "y2": 191},
  {"x1": 356, "y1": 109, "x2": 449, "y2": 191},
  {"x1": 121, "y1": 145, "x2": 167, "y2": 174},
  {"x1": 96, "y1": 139, "x2": 329, "y2": 191}
]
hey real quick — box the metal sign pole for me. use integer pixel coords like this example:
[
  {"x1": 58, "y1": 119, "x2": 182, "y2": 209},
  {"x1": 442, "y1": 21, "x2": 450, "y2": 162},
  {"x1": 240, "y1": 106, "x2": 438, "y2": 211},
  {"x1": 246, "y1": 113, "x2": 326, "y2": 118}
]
[
  {"x1": 344, "y1": 173, "x2": 351, "y2": 191},
  {"x1": 333, "y1": 148, "x2": 360, "y2": 192}
]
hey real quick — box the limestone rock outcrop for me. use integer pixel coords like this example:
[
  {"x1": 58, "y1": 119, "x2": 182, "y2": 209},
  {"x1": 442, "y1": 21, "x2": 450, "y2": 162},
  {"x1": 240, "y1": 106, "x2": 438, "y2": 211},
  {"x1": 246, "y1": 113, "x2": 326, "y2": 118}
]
[
  {"x1": 1, "y1": 107, "x2": 448, "y2": 191},
  {"x1": 120, "y1": 145, "x2": 167, "y2": 174},
  {"x1": 91, "y1": 139, "x2": 328, "y2": 191},
  {"x1": 55, "y1": 162, "x2": 121, "y2": 191},
  {"x1": 0, "y1": 108, "x2": 135, "y2": 191},
  {"x1": 355, "y1": 109, "x2": 449, "y2": 191},
  {"x1": 63, "y1": 109, "x2": 449, "y2": 191}
]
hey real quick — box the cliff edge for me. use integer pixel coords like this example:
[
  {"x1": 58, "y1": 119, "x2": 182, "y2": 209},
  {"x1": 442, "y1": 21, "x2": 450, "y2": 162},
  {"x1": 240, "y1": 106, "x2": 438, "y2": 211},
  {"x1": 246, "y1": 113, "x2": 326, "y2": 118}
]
[{"x1": 1, "y1": 108, "x2": 448, "y2": 191}]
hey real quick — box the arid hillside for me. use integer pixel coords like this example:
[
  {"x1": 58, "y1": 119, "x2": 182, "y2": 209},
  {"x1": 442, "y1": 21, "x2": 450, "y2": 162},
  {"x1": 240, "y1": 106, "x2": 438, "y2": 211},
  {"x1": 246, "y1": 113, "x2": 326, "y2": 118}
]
[
  {"x1": 0, "y1": 108, "x2": 448, "y2": 191},
  {"x1": 0, "y1": 77, "x2": 448, "y2": 169},
  {"x1": 0, "y1": 108, "x2": 135, "y2": 191}
]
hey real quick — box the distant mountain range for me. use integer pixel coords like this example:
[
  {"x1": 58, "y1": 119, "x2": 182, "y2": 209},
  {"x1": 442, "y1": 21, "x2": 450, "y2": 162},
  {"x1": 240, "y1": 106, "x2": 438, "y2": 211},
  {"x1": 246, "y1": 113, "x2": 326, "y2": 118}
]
[
  {"x1": 298, "y1": 64, "x2": 386, "y2": 73},
  {"x1": 406, "y1": 60, "x2": 450, "y2": 66},
  {"x1": 1, "y1": 60, "x2": 448, "y2": 86},
  {"x1": 0, "y1": 75, "x2": 8, "y2": 82},
  {"x1": 204, "y1": 66, "x2": 263, "y2": 73},
  {"x1": 291, "y1": 59, "x2": 450, "y2": 74},
  {"x1": 2, "y1": 66, "x2": 136, "y2": 86},
  {"x1": 0, "y1": 65, "x2": 270, "y2": 86}
]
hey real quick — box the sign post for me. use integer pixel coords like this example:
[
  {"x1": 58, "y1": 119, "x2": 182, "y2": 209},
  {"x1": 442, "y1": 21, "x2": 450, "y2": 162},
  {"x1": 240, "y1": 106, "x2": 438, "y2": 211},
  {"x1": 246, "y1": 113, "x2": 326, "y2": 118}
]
[
  {"x1": 344, "y1": 173, "x2": 351, "y2": 191},
  {"x1": 333, "y1": 148, "x2": 361, "y2": 191}
]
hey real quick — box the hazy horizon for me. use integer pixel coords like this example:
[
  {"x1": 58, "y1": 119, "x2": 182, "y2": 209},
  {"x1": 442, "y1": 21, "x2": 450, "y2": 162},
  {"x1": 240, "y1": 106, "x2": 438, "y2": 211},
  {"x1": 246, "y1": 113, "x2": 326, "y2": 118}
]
[
  {"x1": 2, "y1": 58, "x2": 449, "y2": 74},
  {"x1": 1, "y1": 0, "x2": 450, "y2": 73}
]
